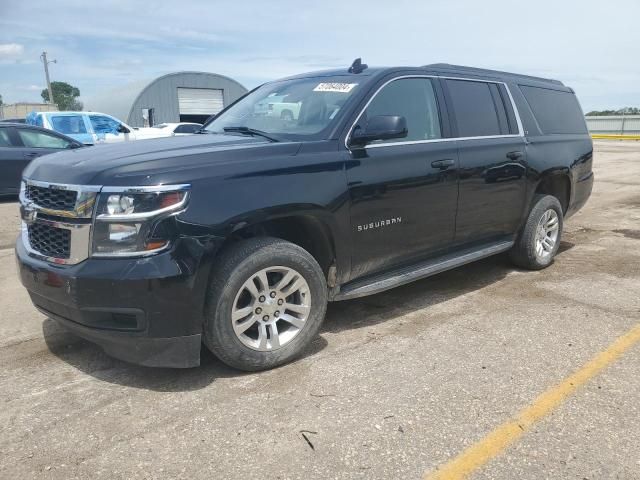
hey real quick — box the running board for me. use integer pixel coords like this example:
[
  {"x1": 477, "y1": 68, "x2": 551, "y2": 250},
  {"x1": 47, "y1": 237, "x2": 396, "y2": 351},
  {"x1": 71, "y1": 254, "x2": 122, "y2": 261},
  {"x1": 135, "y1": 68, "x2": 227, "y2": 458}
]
[{"x1": 332, "y1": 239, "x2": 514, "y2": 301}]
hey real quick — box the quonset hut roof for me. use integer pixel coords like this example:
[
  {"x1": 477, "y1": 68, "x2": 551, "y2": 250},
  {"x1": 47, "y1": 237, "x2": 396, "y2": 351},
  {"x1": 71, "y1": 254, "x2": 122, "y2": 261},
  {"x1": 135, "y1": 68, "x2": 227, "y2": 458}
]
[{"x1": 84, "y1": 71, "x2": 248, "y2": 126}]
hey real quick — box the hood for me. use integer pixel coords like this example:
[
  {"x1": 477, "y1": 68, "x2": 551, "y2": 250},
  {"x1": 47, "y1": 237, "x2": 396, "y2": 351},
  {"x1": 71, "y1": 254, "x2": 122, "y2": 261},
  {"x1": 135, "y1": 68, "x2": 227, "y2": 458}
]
[{"x1": 23, "y1": 133, "x2": 301, "y2": 186}]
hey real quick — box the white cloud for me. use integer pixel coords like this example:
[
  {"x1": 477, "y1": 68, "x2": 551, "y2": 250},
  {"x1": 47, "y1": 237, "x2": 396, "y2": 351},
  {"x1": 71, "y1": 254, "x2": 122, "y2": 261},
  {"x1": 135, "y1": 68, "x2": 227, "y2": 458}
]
[
  {"x1": 0, "y1": 0, "x2": 639, "y2": 110},
  {"x1": 0, "y1": 43, "x2": 24, "y2": 57}
]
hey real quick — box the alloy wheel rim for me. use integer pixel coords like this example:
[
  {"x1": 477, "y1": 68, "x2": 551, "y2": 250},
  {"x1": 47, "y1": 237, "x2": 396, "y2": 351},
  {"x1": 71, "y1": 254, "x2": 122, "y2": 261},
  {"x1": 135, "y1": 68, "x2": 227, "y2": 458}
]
[
  {"x1": 535, "y1": 209, "x2": 559, "y2": 260},
  {"x1": 231, "y1": 266, "x2": 311, "y2": 351}
]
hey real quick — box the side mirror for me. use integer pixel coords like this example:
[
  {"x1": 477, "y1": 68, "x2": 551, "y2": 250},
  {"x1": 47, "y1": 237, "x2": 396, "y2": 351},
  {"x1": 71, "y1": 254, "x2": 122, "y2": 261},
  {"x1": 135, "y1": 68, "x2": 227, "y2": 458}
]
[
  {"x1": 118, "y1": 125, "x2": 130, "y2": 134},
  {"x1": 350, "y1": 115, "x2": 407, "y2": 147}
]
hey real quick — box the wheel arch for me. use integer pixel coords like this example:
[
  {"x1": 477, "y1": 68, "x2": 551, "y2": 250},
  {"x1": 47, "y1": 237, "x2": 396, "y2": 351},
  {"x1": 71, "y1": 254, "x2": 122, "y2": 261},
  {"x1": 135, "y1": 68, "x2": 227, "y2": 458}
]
[
  {"x1": 534, "y1": 171, "x2": 571, "y2": 214},
  {"x1": 222, "y1": 211, "x2": 339, "y2": 283}
]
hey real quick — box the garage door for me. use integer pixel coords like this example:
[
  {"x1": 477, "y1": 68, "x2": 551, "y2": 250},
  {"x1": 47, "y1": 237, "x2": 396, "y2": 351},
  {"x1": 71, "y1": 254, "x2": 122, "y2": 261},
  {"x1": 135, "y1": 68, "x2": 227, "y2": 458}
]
[{"x1": 177, "y1": 88, "x2": 224, "y2": 115}]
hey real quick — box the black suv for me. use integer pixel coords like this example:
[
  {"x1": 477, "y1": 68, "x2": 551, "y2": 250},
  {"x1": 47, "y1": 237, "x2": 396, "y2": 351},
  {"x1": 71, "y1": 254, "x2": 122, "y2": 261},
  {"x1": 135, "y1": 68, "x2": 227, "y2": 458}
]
[{"x1": 16, "y1": 61, "x2": 593, "y2": 370}]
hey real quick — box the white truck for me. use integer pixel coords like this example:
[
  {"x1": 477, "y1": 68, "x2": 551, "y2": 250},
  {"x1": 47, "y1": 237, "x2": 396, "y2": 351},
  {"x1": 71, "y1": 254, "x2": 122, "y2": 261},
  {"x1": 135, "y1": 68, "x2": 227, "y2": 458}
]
[{"x1": 26, "y1": 111, "x2": 170, "y2": 145}]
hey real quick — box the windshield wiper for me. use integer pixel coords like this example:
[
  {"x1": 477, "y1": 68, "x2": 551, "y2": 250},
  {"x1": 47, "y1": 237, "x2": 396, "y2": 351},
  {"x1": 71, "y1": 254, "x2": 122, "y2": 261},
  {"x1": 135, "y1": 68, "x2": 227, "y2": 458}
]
[{"x1": 223, "y1": 126, "x2": 280, "y2": 142}]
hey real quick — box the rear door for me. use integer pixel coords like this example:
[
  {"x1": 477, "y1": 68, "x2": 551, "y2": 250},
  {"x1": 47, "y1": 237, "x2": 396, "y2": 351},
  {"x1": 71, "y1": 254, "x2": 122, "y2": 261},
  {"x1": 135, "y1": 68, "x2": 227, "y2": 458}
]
[
  {"x1": 345, "y1": 76, "x2": 459, "y2": 279},
  {"x1": 442, "y1": 78, "x2": 527, "y2": 245}
]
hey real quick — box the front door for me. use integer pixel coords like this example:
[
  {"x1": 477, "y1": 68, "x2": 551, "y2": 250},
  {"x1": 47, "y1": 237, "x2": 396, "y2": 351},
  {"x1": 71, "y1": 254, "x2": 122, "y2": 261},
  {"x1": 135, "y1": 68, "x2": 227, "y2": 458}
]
[{"x1": 345, "y1": 77, "x2": 459, "y2": 280}]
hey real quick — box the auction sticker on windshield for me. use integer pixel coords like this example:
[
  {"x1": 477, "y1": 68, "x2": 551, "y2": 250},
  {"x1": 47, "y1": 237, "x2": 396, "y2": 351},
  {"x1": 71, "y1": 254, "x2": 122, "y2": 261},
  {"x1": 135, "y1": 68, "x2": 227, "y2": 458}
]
[{"x1": 313, "y1": 83, "x2": 358, "y2": 93}]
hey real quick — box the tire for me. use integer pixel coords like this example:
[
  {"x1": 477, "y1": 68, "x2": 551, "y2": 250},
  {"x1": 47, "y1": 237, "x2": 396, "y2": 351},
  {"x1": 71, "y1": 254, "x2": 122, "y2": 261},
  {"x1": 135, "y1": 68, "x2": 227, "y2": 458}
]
[
  {"x1": 204, "y1": 237, "x2": 327, "y2": 371},
  {"x1": 509, "y1": 194, "x2": 564, "y2": 270}
]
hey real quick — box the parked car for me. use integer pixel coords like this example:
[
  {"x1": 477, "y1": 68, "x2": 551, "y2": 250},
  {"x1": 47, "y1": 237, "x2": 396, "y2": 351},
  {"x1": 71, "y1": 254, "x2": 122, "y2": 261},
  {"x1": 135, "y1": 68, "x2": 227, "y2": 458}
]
[
  {"x1": 16, "y1": 60, "x2": 593, "y2": 371},
  {"x1": 0, "y1": 123, "x2": 83, "y2": 196},
  {"x1": 26, "y1": 111, "x2": 162, "y2": 145},
  {"x1": 150, "y1": 122, "x2": 202, "y2": 136}
]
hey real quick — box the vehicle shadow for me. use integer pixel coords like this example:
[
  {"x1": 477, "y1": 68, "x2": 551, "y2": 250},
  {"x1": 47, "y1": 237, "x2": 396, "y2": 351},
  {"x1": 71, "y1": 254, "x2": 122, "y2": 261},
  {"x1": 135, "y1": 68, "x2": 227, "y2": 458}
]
[
  {"x1": 42, "y1": 319, "x2": 329, "y2": 393},
  {"x1": 42, "y1": 245, "x2": 574, "y2": 392}
]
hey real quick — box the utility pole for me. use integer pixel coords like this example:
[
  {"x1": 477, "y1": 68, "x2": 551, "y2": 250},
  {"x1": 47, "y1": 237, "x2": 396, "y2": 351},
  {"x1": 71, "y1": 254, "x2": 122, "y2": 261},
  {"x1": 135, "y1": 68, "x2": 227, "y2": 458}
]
[{"x1": 40, "y1": 51, "x2": 56, "y2": 104}]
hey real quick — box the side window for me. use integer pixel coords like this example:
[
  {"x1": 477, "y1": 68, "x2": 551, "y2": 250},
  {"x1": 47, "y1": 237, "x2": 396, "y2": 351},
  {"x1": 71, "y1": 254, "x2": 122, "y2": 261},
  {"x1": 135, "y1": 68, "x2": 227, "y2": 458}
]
[
  {"x1": 446, "y1": 80, "x2": 502, "y2": 137},
  {"x1": 519, "y1": 85, "x2": 587, "y2": 134},
  {"x1": 35, "y1": 115, "x2": 44, "y2": 127},
  {"x1": 50, "y1": 115, "x2": 87, "y2": 135},
  {"x1": 89, "y1": 115, "x2": 123, "y2": 134},
  {"x1": 361, "y1": 78, "x2": 442, "y2": 143},
  {"x1": 0, "y1": 129, "x2": 12, "y2": 147},
  {"x1": 17, "y1": 129, "x2": 71, "y2": 149}
]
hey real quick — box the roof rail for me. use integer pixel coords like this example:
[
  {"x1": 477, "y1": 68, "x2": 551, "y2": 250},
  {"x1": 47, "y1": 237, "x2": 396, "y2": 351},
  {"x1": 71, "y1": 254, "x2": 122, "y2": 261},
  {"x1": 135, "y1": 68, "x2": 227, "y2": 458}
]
[{"x1": 423, "y1": 63, "x2": 564, "y2": 85}]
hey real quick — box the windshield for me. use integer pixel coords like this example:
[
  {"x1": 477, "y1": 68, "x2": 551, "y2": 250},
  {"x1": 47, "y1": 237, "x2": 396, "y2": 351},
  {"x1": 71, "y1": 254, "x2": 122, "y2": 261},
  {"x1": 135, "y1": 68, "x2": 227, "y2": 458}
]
[{"x1": 204, "y1": 76, "x2": 361, "y2": 140}]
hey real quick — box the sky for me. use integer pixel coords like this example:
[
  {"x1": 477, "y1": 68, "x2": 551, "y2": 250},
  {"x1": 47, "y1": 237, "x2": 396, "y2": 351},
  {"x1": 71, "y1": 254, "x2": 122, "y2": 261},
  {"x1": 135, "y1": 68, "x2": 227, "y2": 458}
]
[{"x1": 0, "y1": 0, "x2": 638, "y2": 112}]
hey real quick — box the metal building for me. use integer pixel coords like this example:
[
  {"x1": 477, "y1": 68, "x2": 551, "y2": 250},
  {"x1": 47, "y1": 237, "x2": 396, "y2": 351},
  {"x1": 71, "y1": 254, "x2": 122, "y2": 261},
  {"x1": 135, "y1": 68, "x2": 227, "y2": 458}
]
[
  {"x1": 585, "y1": 115, "x2": 640, "y2": 135},
  {"x1": 0, "y1": 102, "x2": 58, "y2": 120},
  {"x1": 85, "y1": 71, "x2": 248, "y2": 127}
]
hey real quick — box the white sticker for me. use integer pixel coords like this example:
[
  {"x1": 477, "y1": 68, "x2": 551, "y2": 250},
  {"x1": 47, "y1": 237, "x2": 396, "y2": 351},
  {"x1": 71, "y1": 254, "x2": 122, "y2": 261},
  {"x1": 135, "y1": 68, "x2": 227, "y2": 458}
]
[{"x1": 313, "y1": 82, "x2": 358, "y2": 93}]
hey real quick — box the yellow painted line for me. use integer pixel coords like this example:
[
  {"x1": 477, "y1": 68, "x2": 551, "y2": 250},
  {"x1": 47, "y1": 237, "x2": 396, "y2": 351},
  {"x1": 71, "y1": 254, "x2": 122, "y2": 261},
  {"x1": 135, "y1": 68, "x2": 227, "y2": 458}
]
[
  {"x1": 424, "y1": 323, "x2": 640, "y2": 480},
  {"x1": 591, "y1": 134, "x2": 640, "y2": 140}
]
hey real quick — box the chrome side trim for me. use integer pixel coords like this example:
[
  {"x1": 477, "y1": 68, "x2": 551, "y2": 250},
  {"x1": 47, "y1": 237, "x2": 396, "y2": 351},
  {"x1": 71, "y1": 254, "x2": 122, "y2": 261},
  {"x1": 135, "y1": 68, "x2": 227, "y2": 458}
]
[
  {"x1": 344, "y1": 74, "x2": 525, "y2": 151},
  {"x1": 333, "y1": 240, "x2": 514, "y2": 301},
  {"x1": 362, "y1": 135, "x2": 521, "y2": 149}
]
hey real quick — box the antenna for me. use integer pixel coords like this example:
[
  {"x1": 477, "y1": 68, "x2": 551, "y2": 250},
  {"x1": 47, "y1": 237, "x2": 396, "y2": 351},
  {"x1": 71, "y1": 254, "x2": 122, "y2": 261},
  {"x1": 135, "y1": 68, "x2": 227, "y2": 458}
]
[{"x1": 348, "y1": 58, "x2": 368, "y2": 74}]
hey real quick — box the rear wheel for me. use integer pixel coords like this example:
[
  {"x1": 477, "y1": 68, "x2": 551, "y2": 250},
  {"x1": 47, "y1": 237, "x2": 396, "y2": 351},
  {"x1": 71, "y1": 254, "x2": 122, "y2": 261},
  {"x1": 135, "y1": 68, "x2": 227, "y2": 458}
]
[
  {"x1": 510, "y1": 194, "x2": 564, "y2": 270},
  {"x1": 204, "y1": 237, "x2": 327, "y2": 371}
]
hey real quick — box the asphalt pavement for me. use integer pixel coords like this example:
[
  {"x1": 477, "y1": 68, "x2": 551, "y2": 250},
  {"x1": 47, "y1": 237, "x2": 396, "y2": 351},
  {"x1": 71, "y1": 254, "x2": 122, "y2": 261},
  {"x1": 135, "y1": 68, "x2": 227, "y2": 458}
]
[{"x1": 0, "y1": 141, "x2": 638, "y2": 479}]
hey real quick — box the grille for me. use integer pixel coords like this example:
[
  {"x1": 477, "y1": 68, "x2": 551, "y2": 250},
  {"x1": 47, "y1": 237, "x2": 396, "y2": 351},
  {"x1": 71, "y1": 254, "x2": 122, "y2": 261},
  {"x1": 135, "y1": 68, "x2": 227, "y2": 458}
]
[
  {"x1": 27, "y1": 222, "x2": 71, "y2": 259},
  {"x1": 25, "y1": 184, "x2": 77, "y2": 211}
]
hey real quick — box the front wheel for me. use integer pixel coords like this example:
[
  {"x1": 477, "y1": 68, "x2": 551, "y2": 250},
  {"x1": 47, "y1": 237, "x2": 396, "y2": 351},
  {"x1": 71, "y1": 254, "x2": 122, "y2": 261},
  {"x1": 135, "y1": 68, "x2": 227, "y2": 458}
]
[
  {"x1": 510, "y1": 194, "x2": 564, "y2": 270},
  {"x1": 204, "y1": 237, "x2": 327, "y2": 371}
]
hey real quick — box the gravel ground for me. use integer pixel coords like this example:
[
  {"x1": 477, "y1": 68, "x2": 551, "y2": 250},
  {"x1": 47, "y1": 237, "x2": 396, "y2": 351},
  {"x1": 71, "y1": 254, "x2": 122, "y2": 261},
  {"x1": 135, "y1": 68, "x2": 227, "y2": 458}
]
[{"x1": 0, "y1": 141, "x2": 638, "y2": 479}]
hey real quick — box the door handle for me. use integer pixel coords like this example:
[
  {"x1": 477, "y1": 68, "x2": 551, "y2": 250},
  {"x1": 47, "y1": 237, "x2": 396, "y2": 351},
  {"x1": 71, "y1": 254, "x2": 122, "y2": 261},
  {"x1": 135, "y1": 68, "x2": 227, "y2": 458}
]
[
  {"x1": 506, "y1": 151, "x2": 524, "y2": 160},
  {"x1": 431, "y1": 158, "x2": 455, "y2": 169},
  {"x1": 25, "y1": 152, "x2": 39, "y2": 158}
]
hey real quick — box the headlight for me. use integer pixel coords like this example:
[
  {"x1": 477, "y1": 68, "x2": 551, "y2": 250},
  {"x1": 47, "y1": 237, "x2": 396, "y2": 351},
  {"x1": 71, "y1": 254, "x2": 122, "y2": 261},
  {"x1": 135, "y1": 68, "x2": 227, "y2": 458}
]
[{"x1": 92, "y1": 185, "x2": 189, "y2": 257}]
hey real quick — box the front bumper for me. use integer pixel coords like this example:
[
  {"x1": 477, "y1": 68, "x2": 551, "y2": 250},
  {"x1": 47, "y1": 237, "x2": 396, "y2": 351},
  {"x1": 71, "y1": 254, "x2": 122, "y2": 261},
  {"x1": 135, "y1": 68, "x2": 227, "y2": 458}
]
[{"x1": 16, "y1": 236, "x2": 214, "y2": 368}]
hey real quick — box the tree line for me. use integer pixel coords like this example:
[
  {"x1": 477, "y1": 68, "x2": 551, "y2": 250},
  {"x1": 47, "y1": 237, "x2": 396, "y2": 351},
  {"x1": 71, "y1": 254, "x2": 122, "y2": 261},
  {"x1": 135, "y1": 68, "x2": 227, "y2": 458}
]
[
  {"x1": 586, "y1": 107, "x2": 640, "y2": 116},
  {"x1": 0, "y1": 81, "x2": 83, "y2": 111}
]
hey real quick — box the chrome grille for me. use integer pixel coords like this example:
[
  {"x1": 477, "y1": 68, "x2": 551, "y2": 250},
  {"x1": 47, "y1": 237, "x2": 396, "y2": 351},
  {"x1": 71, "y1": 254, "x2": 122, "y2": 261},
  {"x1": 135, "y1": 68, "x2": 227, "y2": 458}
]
[
  {"x1": 20, "y1": 180, "x2": 100, "y2": 264},
  {"x1": 27, "y1": 222, "x2": 71, "y2": 259},
  {"x1": 25, "y1": 184, "x2": 78, "y2": 211}
]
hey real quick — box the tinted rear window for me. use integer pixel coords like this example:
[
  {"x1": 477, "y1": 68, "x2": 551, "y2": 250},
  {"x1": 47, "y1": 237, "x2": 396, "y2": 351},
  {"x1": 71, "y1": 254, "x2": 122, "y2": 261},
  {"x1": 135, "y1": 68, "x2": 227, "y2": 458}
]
[
  {"x1": 519, "y1": 85, "x2": 587, "y2": 134},
  {"x1": 446, "y1": 80, "x2": 502, "y2": 137}
]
